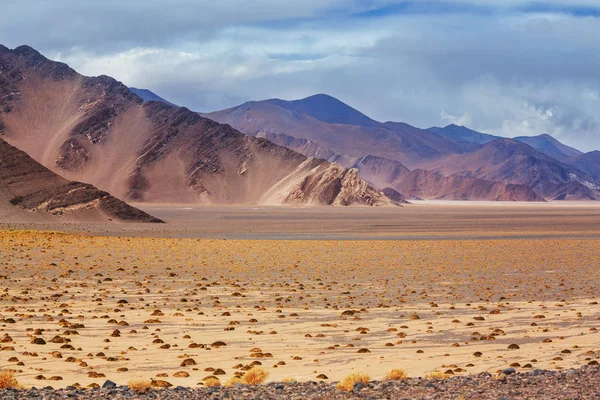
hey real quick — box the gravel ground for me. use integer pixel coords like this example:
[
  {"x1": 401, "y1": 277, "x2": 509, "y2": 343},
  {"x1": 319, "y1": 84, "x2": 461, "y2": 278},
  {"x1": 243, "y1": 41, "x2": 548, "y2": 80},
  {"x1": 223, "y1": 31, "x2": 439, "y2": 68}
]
[{"x1": 2, "y1": 366, "x2": 599, "y2": 399}]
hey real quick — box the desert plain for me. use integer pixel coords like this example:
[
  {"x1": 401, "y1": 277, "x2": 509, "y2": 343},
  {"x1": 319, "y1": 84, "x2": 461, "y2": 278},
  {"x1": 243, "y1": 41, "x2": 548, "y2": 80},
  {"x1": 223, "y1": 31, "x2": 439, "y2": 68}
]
[{"x1": 0, "y1": 202, "x2": 600, "y2": 390}]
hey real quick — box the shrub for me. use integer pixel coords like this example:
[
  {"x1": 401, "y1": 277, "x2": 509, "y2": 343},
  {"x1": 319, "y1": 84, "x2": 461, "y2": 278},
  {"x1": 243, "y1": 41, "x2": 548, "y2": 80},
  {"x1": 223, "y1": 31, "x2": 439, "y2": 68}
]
[
  {"x1": 385, "y1": 368, "x2": 407, "y2": 380},
  {"x1": 336, "y1": 372, "x2": 370, "y2": 392},
  {"x1": 224, "y1": 376, "x2": 243, "y2": 387},
  {"x1": 204, "y1": 377, "x2": 221, "y2": 387},
  {"x1": 128, "y1": 379, "x2": 152, "y2": 391},
  {"x1": 242, "y1": 367, "x2": 269, "y2": 385},
  {"x1": 0, "y1": 371, "x2": 20, "y2": 389},
  {"x1": 425, "y1": 370, "x2": 448, "y2": 379}
]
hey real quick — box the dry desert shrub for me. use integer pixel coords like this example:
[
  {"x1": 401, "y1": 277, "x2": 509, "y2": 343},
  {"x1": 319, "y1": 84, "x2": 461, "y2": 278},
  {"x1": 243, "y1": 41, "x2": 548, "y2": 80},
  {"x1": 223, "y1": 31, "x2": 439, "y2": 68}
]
[
  {"x1": 204, "y1": 377, "x2": 221, "y2": 387},
  {"x1": 128, "y1": 379, "x2": 152, "y2": 391},
  {"x1": 336, "y1": 372, "x2": 370, "y2": 392},
  {"x1": 243, "y1": 367, "x2": 269, "y2": 385},
  {"x1": 425, "y1": 370, "x2": 448, "y2": 379},
  {"x1": 224, "y1": 376, "x2": 243, "y2": 387},
  {"x1": 0, "y1": 371, "x2": 20, "y2": 389},
  {"x1": 385, "y1": 368, "x2": 408, "y2": 380}
]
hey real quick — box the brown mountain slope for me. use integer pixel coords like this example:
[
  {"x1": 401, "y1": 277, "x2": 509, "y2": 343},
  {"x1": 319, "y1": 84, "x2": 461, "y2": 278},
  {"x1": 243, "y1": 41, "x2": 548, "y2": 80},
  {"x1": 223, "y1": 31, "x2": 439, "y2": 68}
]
[
  {"x1": 353, "y1": 155, "x2": 543, "y2": 201},
  {"x1": 204, "y1": 95, "x2": 473, "y2": 169},
  {"x1": 0, "y1": 45, "x2": 392, "y2": 207},
  {"x1": 391, "y1": 169, "x2": 544, "y2": 201},
  {"x1": 244, "y1": 131, "x2": 544, "y2": 201},
  {"x1": 424, "y1": 139, "x2": 600, "y2": 200},
  {"x1": 0, "y1": 138, "x2": 162, "y2": 222},
  {"x1": 204, "y1": 96, "x2": 554, "y2": 201}
]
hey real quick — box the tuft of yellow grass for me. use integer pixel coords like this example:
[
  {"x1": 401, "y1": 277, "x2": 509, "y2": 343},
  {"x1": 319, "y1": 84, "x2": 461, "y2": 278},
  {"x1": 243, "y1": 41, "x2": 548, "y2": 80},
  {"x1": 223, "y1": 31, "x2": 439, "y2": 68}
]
[
  {"x1": 204, "y1": 377, "x2": 221, "y2": 387},
  {"x1": 242, "y1": 367, "x2": 269, "y2": 385},
  {"x1": 425, "y1": 370, "x2": 448, "y2": 379},
  {"x1": 224, "y1": 376, "x2": 244, "y2": 387},
  {"x1": 0, "y1": 371, "x2": 20, "y2": 389},
  {"x1": 128, "y1": 379, "x2": 152, "y2": 391},
  {"x1": 282, "y1": 377, "x2": 296, "y2": 383},
  {"x1": 336, "y1": 372, "x2": 370, "y2": 392},
  {"x1": 385, "y1": 368, "x2": 408, "y2": 380}
]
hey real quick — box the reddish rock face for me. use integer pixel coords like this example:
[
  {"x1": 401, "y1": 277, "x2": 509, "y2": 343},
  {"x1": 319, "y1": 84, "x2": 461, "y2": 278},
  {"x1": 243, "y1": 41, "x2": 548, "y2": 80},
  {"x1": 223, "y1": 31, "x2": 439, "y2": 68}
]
[{"x1": 0, "y1": 45, "x2": 392, "y2": 207}]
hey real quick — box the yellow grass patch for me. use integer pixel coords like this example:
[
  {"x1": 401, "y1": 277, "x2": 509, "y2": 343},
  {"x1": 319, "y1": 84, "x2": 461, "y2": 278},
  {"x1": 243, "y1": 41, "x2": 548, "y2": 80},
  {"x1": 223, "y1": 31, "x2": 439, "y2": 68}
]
[
  {"x1": 0, "y1": 371, "x2": 20, "y2": 389},
  {"x1": 243, "y1": 367, "x2": 269, "y2": 385},
  {"x1": 224, "y1": 376, "x2": 244, "y2": 387},
  {"x1": 385, "y1": 369, "x2": 408, "y2": 380},
  {"x1": 336, "y1": 372, "x2": 370, "y2": 392},
  {"x1": 425, "y1": 371, "x2": 449, "y2": 379}
]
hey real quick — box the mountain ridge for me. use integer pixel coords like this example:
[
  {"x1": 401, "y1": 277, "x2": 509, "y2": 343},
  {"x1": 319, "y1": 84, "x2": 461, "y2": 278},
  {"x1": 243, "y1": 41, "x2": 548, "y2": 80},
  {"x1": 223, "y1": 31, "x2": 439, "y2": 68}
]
[
  {"x1": 425, "y1": 138, "x2": 599, "y2": 200},
  {"x1": 129, "y1": 87, "x2": 177, "y2": 106},
  {"x1": 0, "y1": 44, "x2": 393, "y2": 207},
  {"x1": 203, "y1": 93, "x2": 598, "y2": 201},
  {"x1": 204, "y1": 97, "x2": 474, "y2": 169},
  {"x1": 265, "y1": 94, "x2": 380, "y2": 128}
]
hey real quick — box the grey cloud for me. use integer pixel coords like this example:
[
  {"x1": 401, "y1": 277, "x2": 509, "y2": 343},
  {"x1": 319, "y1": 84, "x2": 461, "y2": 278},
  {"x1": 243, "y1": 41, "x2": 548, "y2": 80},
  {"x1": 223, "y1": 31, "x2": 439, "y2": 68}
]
[
  {"x1": 0, "y1": 0, "x2": 345, "y2": 53},
  {"x1": 1, "y1": 1, "x2": 599, "y2": 151}
]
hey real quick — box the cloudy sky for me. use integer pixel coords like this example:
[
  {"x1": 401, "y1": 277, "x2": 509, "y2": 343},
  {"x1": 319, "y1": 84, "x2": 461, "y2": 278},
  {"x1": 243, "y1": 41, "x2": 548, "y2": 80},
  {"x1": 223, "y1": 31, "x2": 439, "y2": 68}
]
[{"x1": 2, "y1": 0, "x2": 600, "y2": 150}]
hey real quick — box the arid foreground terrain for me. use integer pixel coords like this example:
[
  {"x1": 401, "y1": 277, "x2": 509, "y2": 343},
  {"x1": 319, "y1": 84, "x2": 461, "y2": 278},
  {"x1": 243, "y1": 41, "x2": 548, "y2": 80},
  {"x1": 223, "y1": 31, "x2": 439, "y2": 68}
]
[{"x1": 1, "y1": 203, "x2": 600, "y2": 399}]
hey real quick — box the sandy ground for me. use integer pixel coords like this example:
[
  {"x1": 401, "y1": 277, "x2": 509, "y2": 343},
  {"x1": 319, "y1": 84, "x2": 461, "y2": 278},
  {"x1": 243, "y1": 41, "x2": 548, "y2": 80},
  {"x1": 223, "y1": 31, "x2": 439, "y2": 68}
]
[
  {"x1": 0, "y1": 208, "x2": 599, "y2": 389},
  {"x1": 2, "y1": 201, "x2": 600, "y2": 239}
]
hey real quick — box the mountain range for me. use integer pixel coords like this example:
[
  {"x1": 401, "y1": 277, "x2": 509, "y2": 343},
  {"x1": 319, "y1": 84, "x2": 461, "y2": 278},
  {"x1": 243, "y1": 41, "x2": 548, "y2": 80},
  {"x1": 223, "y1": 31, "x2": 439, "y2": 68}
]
[
  {"x1": 0, "y1": 44, "x2": 394, "y2": 223},
  {"x1": 1, "y1": 43, "x2": 599, "y2": 221},
  {"x1": 205, "y1": 94, "x2": 600, "y2": 201}
]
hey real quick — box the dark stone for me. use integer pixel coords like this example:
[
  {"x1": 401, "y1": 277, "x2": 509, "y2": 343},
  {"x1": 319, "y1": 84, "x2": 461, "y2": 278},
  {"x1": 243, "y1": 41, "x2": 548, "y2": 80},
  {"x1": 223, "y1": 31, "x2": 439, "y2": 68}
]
[
  {"x1": 275, "y1": 384, "x2": 285, "y2": 390},
  {"x1": 531, "y1": 369, "x2": 545, "y2": 376},
  {"x1": 353, "y1": 381, "x2": 366, "y2": 392},
  {"x1": 102, "y1": 380, "x2": 117, "y2": 389},
  {"x1": 502, "y1": 368, "x2": 516, "y2": 375}
]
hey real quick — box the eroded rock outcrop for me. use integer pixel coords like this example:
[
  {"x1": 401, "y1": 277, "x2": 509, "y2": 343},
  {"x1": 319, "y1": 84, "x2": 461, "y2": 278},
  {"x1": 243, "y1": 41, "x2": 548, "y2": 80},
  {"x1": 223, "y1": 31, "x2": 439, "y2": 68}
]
[{"x1": 284, "y1": 165, "x2": 394, "y2": 206}]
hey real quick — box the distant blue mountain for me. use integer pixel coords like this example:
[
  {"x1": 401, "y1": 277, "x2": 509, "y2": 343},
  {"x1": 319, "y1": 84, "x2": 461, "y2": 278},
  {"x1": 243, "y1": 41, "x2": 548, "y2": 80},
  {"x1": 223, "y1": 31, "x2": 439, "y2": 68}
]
[
  {"x1": 129, "y1": 88, "x2": 176, "y2": 107},
  {"x1": 427, "y1": 124, "x2": 499, "y2": 145},
  {"x1": 428, "y1": 124, "x2": 584, "y2": 162},
  {"x1": 513, "y1": 133, "x2": 582, "y2": 162},
  {"x1": 570, "y1": 150, "x2": 600, "y2": 181},
  {"x1": 266, "y1": 94, "x2": 379, "y2": 128}
]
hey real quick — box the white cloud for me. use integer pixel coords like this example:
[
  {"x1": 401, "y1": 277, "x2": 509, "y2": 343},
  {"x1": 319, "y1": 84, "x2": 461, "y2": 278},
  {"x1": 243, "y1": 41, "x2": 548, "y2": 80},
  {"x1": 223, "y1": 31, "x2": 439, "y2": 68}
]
[{"x1": 441, "y1": 111, "x2": 472, "y2": 127}]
